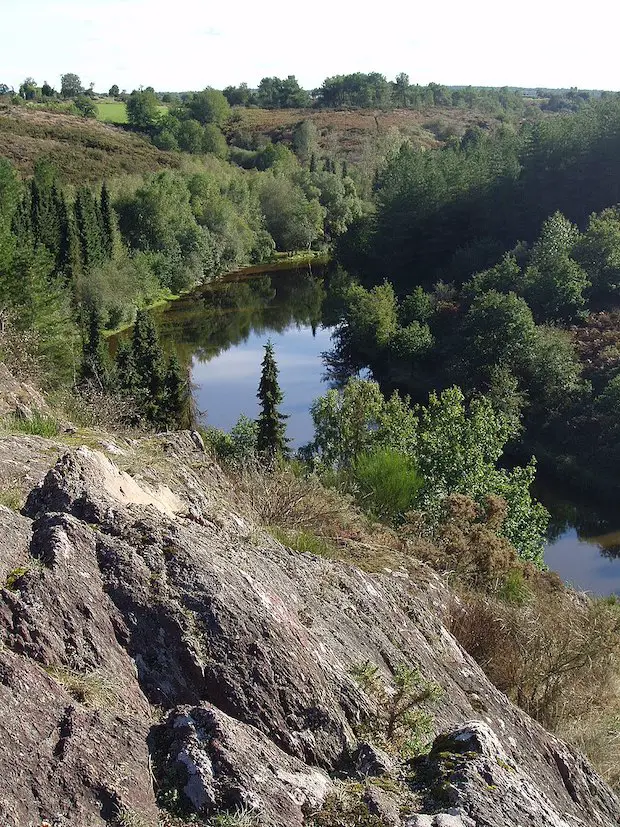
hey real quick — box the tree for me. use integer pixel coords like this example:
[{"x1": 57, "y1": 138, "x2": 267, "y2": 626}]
[
  {"x1": 162, "y1": 350, "x2": 190, "y2": 428},
  {"x1": 60, "y1": 73, "x2": 83, "y2": 98},
  {"x1": 256, "y1": 340, "x2": 288, "y2": 462},
  {"x1": 185, "y1": 88, "x2": 231, "y2": 126},
  {"x1": 100, "y1": 182, "x2": 119, "y2": 259},
  {"x1": 74, "y1": 95, "x2": 97, "y2": 118},
  {"x1": 177, "y1": 119, "x2": 204, "y2": 153},
  {"x1": 126, "y1": 89, "x2": 160, "y2": 130},
  {"x1": 202, "y1": 124, "x2": 228, "y2": 158},
  {"x1": 41, "y1": 81, "x2": 56, "y2": 98},
  {"x1": 80, "y1": 304, "x2": 113, "y2": 389},
  {"x1": 109, "y1": 84, "x2": 119, "y2": 98},
  {"x1": 19, "y1": 78, "x2": 37, "y2": 100}
]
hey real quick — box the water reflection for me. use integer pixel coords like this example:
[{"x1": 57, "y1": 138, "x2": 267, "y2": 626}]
[
  {"x1": 541, "y1": 482, "x2": 620, "y2": 594},
  {"x1": 154, "y1": 265, "x2": 334, "y2": 446}
]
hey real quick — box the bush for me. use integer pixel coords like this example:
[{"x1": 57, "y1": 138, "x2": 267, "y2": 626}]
[
  {"x1": 352, "y1": 448, "x2": 423, "y2": 523},
  {"x1": 450, "y1": 589, "x2": 620, "y2": 731}
]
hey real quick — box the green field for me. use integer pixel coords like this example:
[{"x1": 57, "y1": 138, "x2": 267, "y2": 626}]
[
  {"x1": 96, "y1": 101, "x2": 129, "y2": 123},
  {"x1": 96, "y1": 100, "x2": 169, "y2": 125}
]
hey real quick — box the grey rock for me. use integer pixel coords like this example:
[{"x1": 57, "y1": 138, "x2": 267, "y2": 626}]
[
  {"x1": 363, "y1": 785, "x2": 401, "y2": 826},
  {"x1": 0, "y1": 437, "x2": 618, "y2": 826},
  {"x1": 158, "y1": 703, "x2": 331, "y2": 825},
  {"x1": 355, "y1": 741, "x2": 395, "y2": 777}
]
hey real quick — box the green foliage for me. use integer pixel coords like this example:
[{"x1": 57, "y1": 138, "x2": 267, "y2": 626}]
[
  {"x1": 60, "y1": 72, "x2": 82, "y2": 98},
  {"x1": 185, "y1": 88, "x2": 231, "y2": 126},
  {"x1": 2, "y1": 411, "x2": 60, "y2": 437},
  {"x1": 203, "y1": 415, "x2": 258, "y2": 466},
  {"x1": 256, "y1": 340, "x2": 289, "y2": 462},
  {"x1": 74, "y1": 95, "x2": 97, "y2": 118},
  {"x1": 350, "y1": 660, "x2": 442, "y2": 757},
  {"x1": 308, "y1": 380, "x2": 547, "y2": 563},
  {"x1": 126, "y1": 89, "x2": 160, "y2": 130},
  {"x1": 257, "y1": 75, "x2": 310, "y2": 109},
  {"x1": 352, "y1": 448, "x2": 423, "y2": 524}
]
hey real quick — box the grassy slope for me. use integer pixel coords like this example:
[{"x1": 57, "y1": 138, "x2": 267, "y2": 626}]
[{"x1": 0, "y1": 104, "x2": 180, "y2": 182}]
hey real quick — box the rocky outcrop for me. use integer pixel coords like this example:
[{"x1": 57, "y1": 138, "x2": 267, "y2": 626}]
[{"x1": 0, "y1": 433, "x2": 618, "y2": 826}]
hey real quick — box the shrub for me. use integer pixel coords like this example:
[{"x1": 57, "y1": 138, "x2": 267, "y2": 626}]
[
  {"x1": 450, "y1": 590, "x2": 620, "y2": 731},
  {"x1": 350, "y1": 660, "x2": 442, "y2": 758},
  {"x1": 352, "y1": 448, "x2": 423, "y2": 523}
]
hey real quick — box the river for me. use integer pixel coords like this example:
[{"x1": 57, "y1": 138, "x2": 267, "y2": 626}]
[{"x1": 150, "y1": 264, "x2": 620, "y2": 597}]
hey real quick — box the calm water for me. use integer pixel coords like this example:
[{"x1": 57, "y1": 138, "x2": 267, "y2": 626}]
[{"x1": 150, "y1": 266, "x2": 620, "y2": 596}]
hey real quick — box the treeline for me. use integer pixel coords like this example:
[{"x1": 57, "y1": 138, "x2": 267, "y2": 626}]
[
  {"x1": 330, "y1": 200, "x2": 620, "y2": 498},
  {"x1": 338, "y1": 97, "x2": 620, "y2": 288},
  {"x1": 221, "y1": 72, "x2": 530, "y2": 113},
  {"x1": 0, "y1": 134, "x2": 362, "y2": 390}
]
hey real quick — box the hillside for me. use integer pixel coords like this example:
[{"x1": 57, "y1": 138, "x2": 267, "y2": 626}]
[
  {"x1": 0, "y1": 104, "x2": 180, "y2": 182},
  {"x1": 226, "y1": 105, "x2": 520, "y2": 161},
  {"x1": 0, "y1": 369, "x2": 619, "y2": 826}
]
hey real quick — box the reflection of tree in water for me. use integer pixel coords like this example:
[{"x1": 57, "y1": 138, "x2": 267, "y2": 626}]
[{"x1": 150, "y1": 266, "x2": 328, "y2": 374}]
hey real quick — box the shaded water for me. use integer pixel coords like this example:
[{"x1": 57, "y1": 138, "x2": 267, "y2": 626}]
[{"x1": 146, "y1": 265, "x2": 620, "y2": 596}]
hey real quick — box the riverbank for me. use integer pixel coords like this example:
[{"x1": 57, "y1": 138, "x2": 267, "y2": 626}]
[{"x1": 102, "y1": 251, "x2": 329, "y2": 338}]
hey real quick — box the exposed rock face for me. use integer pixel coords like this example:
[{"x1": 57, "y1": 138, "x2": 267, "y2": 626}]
[
  {"x1": 0, "y1": 362, "x2": 50, "y2": 420},
  {"x1": 0, "y1": 433, "x2": 618, "y2": 826}
]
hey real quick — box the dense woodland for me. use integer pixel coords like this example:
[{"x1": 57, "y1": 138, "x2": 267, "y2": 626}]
[{"x1": 332, "y1": 97, "x2": 620, "y2": 501}]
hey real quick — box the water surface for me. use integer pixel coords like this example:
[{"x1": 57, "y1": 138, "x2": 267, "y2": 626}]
[{"x1": 152, "y1": 265, "x2": 620, "y2": 596}]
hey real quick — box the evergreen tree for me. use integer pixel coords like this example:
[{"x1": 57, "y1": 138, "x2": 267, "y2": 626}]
[
  {"x1": 74, "y1": 186, "x2": 104, "y2": 270},
  {"x1": 100, "y1": 182, "x2": 118, "y2": 260},
  {"x1": 162, "y1": 350, "x2": 190, "y2": 429},
  {"x1": 131, "y1": 309, "x2": 165, "y2": 424},
  {"x1": 80, "y1": 304, "x2": 112, "y2": 389},
  {"x1": 115, "y1": 338, "x2": 139, "y2": 393},
  {"x1": 256, "y1": 340, "x2": 289, "y2": 462},
  {"x1": 56, "y1": 190, "x2": 81, "y2": 280}
]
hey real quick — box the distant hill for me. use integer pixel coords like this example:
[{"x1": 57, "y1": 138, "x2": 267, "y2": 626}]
[{"x1": 0, "y1": 104, "x2": 180, "y2": 182}]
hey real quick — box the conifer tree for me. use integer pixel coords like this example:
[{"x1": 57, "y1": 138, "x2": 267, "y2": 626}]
[
  {"x1": 256, "y1": 340, "x2": 289, "y2": 462},
  {"x1": 56, "y1": 190, "x2": 81, "y2": 281},
  {"x1": 162, "y1": 350, "x2": 190, "y2": 429},
  {"x1": 74, "y1": 187, "x2": 104, "y2": 270},
  {"x1": 131, "y1": 309, "x2": 165, "y2": 424},
  {"x1": 115, "y1": 338, "x2": 138, "y2": 393},
  {"x1": 100, "y1": 182, "x2": 118, "y2": 260},
  {"x1": 80, "y1": 305, "x2": 112, "y2": 390}
]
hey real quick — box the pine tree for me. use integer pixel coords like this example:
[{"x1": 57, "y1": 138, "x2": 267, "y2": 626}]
[
  {"x1": 100, "y1": 182, "x2": 118, "y2": 260},
  {"x1": 56, "y1": 190, "x2": 81, "y2": 281},
  {"x1": 162, "y1": 350, "x2": 190, "y2": 429},
  {"x1": 115, "y1": 338, "x2": 138, "y2": 393},
  {"x1": 256, "y1": 340, "x2": 289, "y2": 462},
  {"x1": 131, "y1": 309, "x2": 165, "y2": 425},
  {"x1": 74, "y1": 187, "x2": 104, "y2": 270},
  {"x1": 80, "y1": 304, "x2": 112, "y2": 390}
]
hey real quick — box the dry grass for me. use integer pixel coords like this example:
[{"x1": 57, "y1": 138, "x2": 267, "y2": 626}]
[
  {"x1": 450, "y1": 588, "x2": 620, "y2": 787},
  {"x1": 44, "y1": 665, "x2": 122, "y2": 709},
  {"x1": 0, "y1": 105, "x2": 179, "y2": 182},
  {"x1": 233, "y1": 465, "x2": 407, "y2": 571}
]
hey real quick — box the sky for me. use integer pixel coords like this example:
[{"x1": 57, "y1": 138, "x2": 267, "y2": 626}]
[{"x1": 2, "y1": 0, "x2": 620, "y2": 93}]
